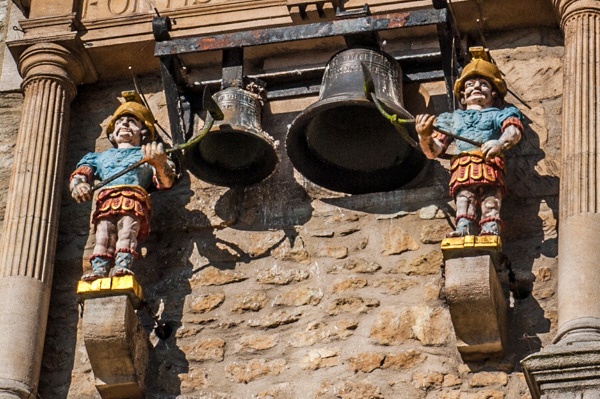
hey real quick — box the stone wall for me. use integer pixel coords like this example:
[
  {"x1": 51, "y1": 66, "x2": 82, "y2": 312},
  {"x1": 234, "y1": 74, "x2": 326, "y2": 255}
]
[
  {"x1": 0, "y1": 0, "x2": 22, "y2": 242},
  {"x1": 6, "y1": 23, "x2": 560, "y2": 399}
]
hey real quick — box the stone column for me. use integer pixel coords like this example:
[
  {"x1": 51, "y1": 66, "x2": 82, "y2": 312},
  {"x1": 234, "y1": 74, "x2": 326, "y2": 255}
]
[
  {"x1": 554, "y1": 0, "x2": 600, "y2": 345},
  {"x1": 0, "y1": 43, "x2": 84, "y2": 399},
  {"x1": 522, "y1": 2, "x2": 600, "y2": 398}
]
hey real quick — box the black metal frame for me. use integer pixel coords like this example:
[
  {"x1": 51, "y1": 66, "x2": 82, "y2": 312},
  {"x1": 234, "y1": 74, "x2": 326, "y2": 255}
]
[{"x1": 153, "y1": 4, "x2": 458, "y2": 147}]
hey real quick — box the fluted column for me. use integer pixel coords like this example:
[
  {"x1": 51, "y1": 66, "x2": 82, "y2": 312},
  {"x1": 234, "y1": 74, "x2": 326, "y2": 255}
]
[
  {"x1": 554, "y1": 0, "x2": 600, "y2": 344},
  {"x1": 0, "y1": 43, "x2": 84, "y2": 399},
  {"x1": 522, "y1": 2, "x2": 600, "y2": 398}
]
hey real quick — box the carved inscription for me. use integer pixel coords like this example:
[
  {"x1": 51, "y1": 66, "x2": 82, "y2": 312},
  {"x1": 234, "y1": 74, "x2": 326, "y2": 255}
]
[{"x1": 82, "y1": 0, "x2": 216, "y2": 19}]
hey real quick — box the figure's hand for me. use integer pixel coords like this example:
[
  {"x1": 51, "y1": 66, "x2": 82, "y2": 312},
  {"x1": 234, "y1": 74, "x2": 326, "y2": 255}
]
[
  {"x1": 143, "y1": 141, "x2": 176, "y2": 189},
  {"x1": 481, "y1": 139, "x2": 504, "y2": 160},
  {"x1": 71, "y1": 182, "x2": 92, "y2": 203},
  {"x1": 142, "y1": 142, "x2": 168, "y2": 168},
  {"x1": 415, "y1": 114, "x2": 436, "y2": 138}
]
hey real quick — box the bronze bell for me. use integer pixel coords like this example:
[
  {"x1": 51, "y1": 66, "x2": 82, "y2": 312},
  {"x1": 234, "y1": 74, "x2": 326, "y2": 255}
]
[
  {"x1": 186, "y1": 86, "x2": 279, "y2": 186},
  {"x1": 286, "y1": 47, "x2": 426, "y2": 194}
]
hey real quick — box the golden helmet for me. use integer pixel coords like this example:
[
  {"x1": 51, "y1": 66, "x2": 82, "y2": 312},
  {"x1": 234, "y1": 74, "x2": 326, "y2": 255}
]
[
  {"x1": 453, "y1": 55, "x2": 507, "y2": 101},
  {"x1": 107, "y1": 91, "x2": 155, "y2": 145}
]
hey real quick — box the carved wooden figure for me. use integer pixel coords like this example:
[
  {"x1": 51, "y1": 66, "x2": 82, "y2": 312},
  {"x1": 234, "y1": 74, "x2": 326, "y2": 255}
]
[
  {"x1": 70, "y1": 92, "x2": 176, "y2": 281},
  {"x1": 416, "y1": 49, "x2": 523, "y2": 238}
]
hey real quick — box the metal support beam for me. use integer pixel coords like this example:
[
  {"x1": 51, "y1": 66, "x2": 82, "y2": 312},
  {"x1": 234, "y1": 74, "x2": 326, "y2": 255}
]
[{"x1": 154, "y1": 9, "x2": 446, "y2": 57}]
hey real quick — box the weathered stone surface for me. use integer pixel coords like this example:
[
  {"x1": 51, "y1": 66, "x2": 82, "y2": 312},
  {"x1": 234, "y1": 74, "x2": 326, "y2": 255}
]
[
  {"x1": 443, "y1": 373, "x2": 462, "y2": 387},
  {"x1": 191, "y1": 266, "x2": 247, "y2": 286},
  {"x1": 301, "y1": 348, "x2": 340, "y2": 370},
  {"x1": 187, "y1": 292, "x2": 226, "y2": 313},
  {"x1": 396, "y1": 250, "x2": 443, "y2": 276},
  {"x1": 247, "y1": 310, "x2": 302, "y2": 328},
  {"x1": 290, "y1": 319, "x2": 358, "y2": 347},
  {"x1": 225, "y1": 359, "x2": 286, "y2": 383},
  {"x1": 316, "y1": 244, "x2": 349, "y2": 259},
  {"x1": 381, "y1": 350, "x2": 426, "y2": 370},
  {"x1": 271, "y1": 236, "x2": 311, "y2": 264},
  {"x1": 442, "y1": 390, "x2": 505, "y2": 399},
  {"x1": 256, "y1": 383, "x2": 295, "y2": 399},
  {"x1": 231, "y1": 291, "x2": 269, "y2": 313},
  {"x1": 348, "y1": 352, "x2": 385, "y2": 373},
  {"x1": 419, "y1": 205, "x2": 446, "y2": 220},
  {"x1": 420, "y1": 222, "x2": 451, "y2": 244},
  {"x1": 469, "y1": 372, "x2": 509, "y2": 387},
  {"x1": 332, "y1": 277, "x2": 368, "y2": 293},
  {"x1": 256, "y1": 265, "x2": 310, "y2": 285},
  {"x1": 370, "y1": 306, "x2": 451, "y2": 346},
  {"x1": 371, "y1": 277, "x2": 416, "y2": 295},
  {"x1": 381, "y1": 225, "x2": 420, "y2": 255},
  {"x1": 233, "y1": 333, "x2": 279, "y2": 353},
  {"x1": 315, "y1": 380, "x2": 384, "y2": 399},
  {"x1": 326, "y1": 297, "x2": 380, "y2": 315},
  {"x1": 214, "y1": 230, "x2": 286, "y2": 258},
  {"x1": 412, "y1": 371, "x2": 444, "y2": 390},
  {"x1": 182, "y1": 337, "x2": 226, "y2": 362},
  {"x1": 328, "y1": 258, "x2": 382, "y2": 274},
  {"x1": 272, "y1": 287, "x2": 323, "y2": 306}
]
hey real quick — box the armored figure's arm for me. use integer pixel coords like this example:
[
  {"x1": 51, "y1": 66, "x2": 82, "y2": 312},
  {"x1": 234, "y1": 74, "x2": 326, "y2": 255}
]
[
  {"x1": 70, "y1": 166, "x2": 94, "y2": 203},
  {"x1": 416, "y1": 113, "x2": 446, "y2": 159},
  {"x1": 481, "y1": 117, "x2": 523, "y2": 160},
  {"x1": 142, "y1": 142, "x2": 176, "y2": 189}
]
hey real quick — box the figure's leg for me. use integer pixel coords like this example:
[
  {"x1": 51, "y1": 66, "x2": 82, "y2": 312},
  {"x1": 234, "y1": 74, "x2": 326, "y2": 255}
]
[
  {"x1": 479, "y1": 187, "x2": 503, "y2": 236},
  {"x1": 83, "y1": 219, "x2": 117, "y2": 281},
  {"x1": 110, "y1": 215, "x2": 140, "y2": 277},
  {"x1": 447, "y1": 187, "x2": 478, "y2": 237}
]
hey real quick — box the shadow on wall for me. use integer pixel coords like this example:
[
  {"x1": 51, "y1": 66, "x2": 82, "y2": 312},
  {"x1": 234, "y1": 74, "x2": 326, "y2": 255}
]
[
  {"x1": 502, "y1": 107, "x2": 558, "y2": 369},
  {"x1": 136, "y1": 106, "x2": 314, "y2": 396}
]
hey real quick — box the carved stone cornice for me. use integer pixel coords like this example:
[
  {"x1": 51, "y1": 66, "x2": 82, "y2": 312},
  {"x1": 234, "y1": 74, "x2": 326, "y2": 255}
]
[
  {"x1": 18, "y1": 12, "x2": 81, "y2": 34},
  {"x1": 553, "y1": 0, "x2": 600, "y2": 28}
]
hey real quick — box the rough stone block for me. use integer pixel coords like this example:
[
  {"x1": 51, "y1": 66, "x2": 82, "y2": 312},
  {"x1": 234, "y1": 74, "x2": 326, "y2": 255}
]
[
  {"x1": 82, "y1": 295, "x2": 149, "y2": 399},
  {"x1": 444, "y1": 254, "x2": 508, "y2": 361}
]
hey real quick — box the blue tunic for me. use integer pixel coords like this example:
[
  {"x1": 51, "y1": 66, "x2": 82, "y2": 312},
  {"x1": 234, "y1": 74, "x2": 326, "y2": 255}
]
[
  {"x1": 434, "y1": 106, "x2": 522, "y2": 152},
  {"x1": 76, "y1": 147, "x2": 155, "y2": 189}
]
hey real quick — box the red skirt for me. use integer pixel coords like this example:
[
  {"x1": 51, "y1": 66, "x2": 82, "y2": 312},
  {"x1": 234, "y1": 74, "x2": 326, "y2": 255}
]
[
  {"x1": 93, "y1": 186, "x2": 152, "y2": 241},
  {"x1": 449, "y1": 152, "x2": 506, "y2": 197}
]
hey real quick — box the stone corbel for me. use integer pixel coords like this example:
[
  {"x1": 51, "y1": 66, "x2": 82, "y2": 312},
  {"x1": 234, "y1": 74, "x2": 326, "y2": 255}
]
[
  {"x1": 78, "y1": 276, "x2": 150, "y2": 399},
  {"x1": 286, "y1": 0, "x2": 339, "y2": 22},
  {"x1": 441, "y1": 236, "x2": 509, "y2": 361}
]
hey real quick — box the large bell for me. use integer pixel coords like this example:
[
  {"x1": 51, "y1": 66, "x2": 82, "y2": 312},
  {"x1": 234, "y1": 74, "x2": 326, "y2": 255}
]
[
  {"x1": 286, "y1": 47, "x2": 426, "y2": 194},
  {"x1": 186, "y1": 86, "x2": 279, "y2": 186}
]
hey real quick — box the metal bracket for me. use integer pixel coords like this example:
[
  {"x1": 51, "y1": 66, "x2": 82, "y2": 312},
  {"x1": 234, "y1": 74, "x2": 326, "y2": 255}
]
[{"x1": 153, "y1": 6, "x2": 459, "y2": 142}]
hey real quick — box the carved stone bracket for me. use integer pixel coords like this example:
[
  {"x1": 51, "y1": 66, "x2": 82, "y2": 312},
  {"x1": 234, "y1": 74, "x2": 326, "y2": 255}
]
[
  {"x1": 441, "y1": 236, "x2": 509, "y2": 361},
  {"x1": 79, "y1": 276, "x2": 149, "y2": 399},
  {"x1": 286, "y1": 0, "x2": 339, "y2": 22}
]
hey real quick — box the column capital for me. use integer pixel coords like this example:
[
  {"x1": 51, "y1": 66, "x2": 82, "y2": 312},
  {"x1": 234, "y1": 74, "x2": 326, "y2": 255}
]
[
  {"x1": 17, "y1": 42, "x2": 85, "y2": 99},
  {"x1": 554, "y1": 0, "x2": 600, "y2": 28}
]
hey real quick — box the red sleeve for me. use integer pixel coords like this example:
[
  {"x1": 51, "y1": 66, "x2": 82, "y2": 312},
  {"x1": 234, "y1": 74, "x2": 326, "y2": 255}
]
[
  {"x1": 433, "y1": 130, "x2": 452, "y2": 153},
  {"x1": 70, "y1": 165, "x2": 93, "y2": 184},
  {"x1": 502, "y1": 117, "x2": 523, "y2": 133}
]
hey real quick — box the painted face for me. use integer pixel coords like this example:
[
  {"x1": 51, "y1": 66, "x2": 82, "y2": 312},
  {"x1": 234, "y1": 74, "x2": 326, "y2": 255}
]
[
  {"x1": 113, "y1": 115, "x2": 144, "y2": 146},
  {"x1": 462, "y1": 77, "x2": 495, "y2": 108}
]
